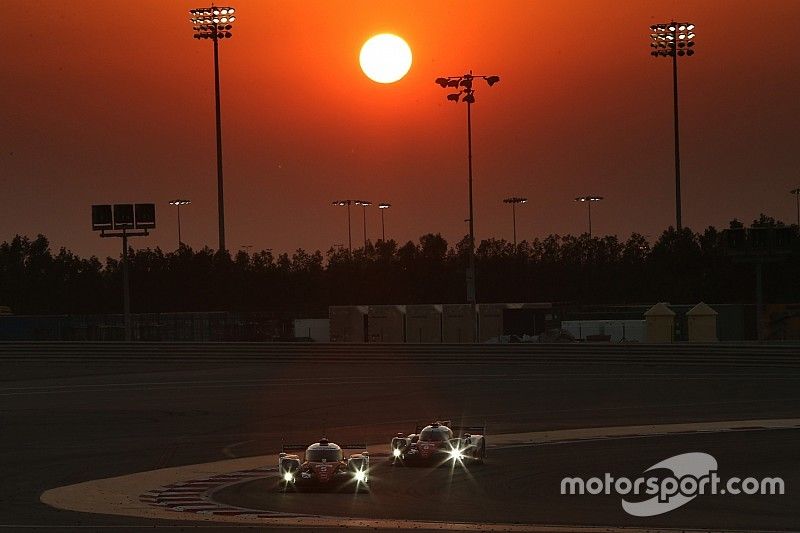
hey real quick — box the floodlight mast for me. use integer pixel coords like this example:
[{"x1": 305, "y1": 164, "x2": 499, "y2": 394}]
[
  {"x1": 650, "y1": 21, "x2": 696, "y2": 231},
  {"x1": 355, "y1": 200, "x2": 372, "y2": 248},
  {"x1": 333, "y1": 200, "x2": 354, "y2": 252},
  {"x1": 574, "y1": 196, "x2": 604, "y2": 237},
  {"x1": 434, "y1": 71, "x2": 500, "y2": 306},
  {"x1": 791, "y1": 188, "x2": 800, "y2": 228},
  {"x1": 168, "y1": 199, "x2": 191, "y2": 247},
  {"x1": 502, "y1": 197, "x2": 527, "y2": 246},
  {"x1": 189, "y1": 6, "x2": 236, "y2": 252},
  {"x1": 378, "y1": 203, "x2": 391, "y2": 241}
]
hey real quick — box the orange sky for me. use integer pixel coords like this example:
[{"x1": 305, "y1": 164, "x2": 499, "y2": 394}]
[{"x1": 4, "y1": 0, "x2": 800, "y2": 257}]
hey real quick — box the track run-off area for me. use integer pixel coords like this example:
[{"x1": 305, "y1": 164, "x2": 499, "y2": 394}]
[{"x1": 1, "y1": 342, "x2": 799, "y2": 532}]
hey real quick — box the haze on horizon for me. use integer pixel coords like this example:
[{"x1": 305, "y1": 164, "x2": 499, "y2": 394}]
[{"x1": 3, "y1": 0, "x2": 799, "y2": 259}]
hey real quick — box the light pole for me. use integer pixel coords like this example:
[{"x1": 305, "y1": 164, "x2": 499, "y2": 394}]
[
  {"x1": 503, "y1": 197, "x2": 527, "y2": 246},
  {"x1": 189, "y1": 6, "x2": 236, "y2": 252},
  {"x1": 650, "y1": 21, "x2": 695, "y2": 231},
  {"x1": 791, "y1": 188, "x2": 800, "y2": 227},
  {"x1": 333, "y1": 200, "x2": 353, "y2": 252},
  {"x1": 435, "y1": 71, "x2": 500, "y2": 305},
  {"x1": 355, "y1": 200, "x2": 372, "y2": 248},
  {"x1": 378, "y1": 203, "x2": 391, "y2": 241},
  {"x1": 168, "y1": 199, "x2": 191, "y2": 247},
  {"x1": 574, "y1": 196, "x2": 603, "y2": 237}
]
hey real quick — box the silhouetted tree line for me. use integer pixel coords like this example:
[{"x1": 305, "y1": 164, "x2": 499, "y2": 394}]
[{"x1": 1, "y1": 215, "x2": 797, "y2": 317}]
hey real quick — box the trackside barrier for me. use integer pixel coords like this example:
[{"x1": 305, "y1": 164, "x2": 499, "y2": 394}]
[{"x1": 0, "y1": 342, "x2": 798, "y2": 367}]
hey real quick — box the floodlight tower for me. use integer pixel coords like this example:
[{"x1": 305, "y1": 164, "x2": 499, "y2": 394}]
[
  {"x1": 378, "y1": 203, "x2": 391, "y2": 241},
  {"x1": 790, "y1": 188, "x2": 800, "y2": 227},
  {"x1": 574, "y1": 196, "x2": 604, "y2": 237},
  {"x1": 434, "y1": 71, "x2": 500, "y2": 305},
  {"x1": 333, "y1": 200, "x2": 353, "y2": 252},
  {"x1": 168, "y1": 199, "x2": 191, "y2": 247},
  {"x1": 503, "y1": 197, "x2": 527, "y2": 246},
  {"x1": 650, "y1": 21, "x2": 696, "y2": 231},
  {"x1": 354, "y1": 200, "x2": 372, "y2": 248},
  {"x1": 189, "y1": 5, "x2": 236, "y2": 251}
]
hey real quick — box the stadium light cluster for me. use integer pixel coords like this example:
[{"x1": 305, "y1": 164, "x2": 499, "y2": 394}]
[
  {"x1": 650, "y1": 22, "x2": 696, "y2": 57},
  {"x1": 190, "y1": 6, "x2": 236, "y2": 39},
  {"x1": 574, "y1": 195, "x2": 603, "y2": 203},
  {"x1": 503, "y1": 197, "x2": 527, "y2": 205},
  {"x1": 434, "y1": 72, "x2": 500, "y2": 104}
]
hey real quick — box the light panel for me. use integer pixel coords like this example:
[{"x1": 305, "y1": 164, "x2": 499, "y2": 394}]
[
  {"x1": 190, "y1": 6, "x2": 236, "y2": 39},
  {"x1": 649, "y1": 21, "x2": 696, "y2": 58}
]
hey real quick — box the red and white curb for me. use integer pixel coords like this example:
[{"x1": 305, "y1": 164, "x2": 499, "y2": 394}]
[{"x1": 139, "y1": 466, "x2": 299, "y2": 518}]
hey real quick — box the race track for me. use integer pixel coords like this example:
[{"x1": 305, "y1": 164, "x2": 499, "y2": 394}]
[{"x1": 1, "y1": 342, "x2": 798, "y2": 531}]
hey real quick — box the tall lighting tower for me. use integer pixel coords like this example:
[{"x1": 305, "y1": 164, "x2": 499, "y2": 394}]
[
  {"x1": 574, "y1": 196, "x2": 604, "y2": 237},
  {"x1": 332, "y1": 200, "x2": 353, "y2": 252},
  {"x1": 378, "y1": 203, "x2": 391, "y2": 241},
  {"x1": 503, "y1": 197, "x2": 527, "y2": 246},
  {"x1": 790, "y1": 188, "x2": 800, "y2": 228},
  {"x1": 434, "y1": 71, "x2": 500, "y2": 305},
  {"x1": 354, "y1": 200, "x2": 372, "y2": 249},
  {"x1": 650, "y1": 21, "x2": 695, "y2": 231},
  {"x1": 189, "y1": 5, "x2": 236, "y2": 252},
  {"x1": 168, "y1": 199, "x2": 191, "y2": 247}
]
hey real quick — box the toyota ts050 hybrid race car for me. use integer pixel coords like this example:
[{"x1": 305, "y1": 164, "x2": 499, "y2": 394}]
[
  {"x1": 390, "y1": 421, "x2": 486, "y2": 465},
  {"x1": 278, "y1": 438, "x2": 369, "y2": 492}
]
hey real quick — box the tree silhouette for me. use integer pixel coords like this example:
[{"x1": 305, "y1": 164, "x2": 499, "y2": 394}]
[{"x1": 0, "y1": 218, "x2": 797, "y2": 317}]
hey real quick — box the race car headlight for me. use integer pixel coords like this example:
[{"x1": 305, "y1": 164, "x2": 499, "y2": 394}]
[
  {"x1": 354, "y1": 469, "x2": 366, "y2": 482},
  {"x1": 283, "y1": 472, "x2": 294, "y2": 482},
  {"x1": 448, "y1": 447, "x2": 465, "y2": 461},
  {"x1": 392, "y1": 448, "x2": 401, "y2": 457}
]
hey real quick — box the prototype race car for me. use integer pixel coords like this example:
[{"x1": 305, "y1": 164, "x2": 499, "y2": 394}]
[
  {"x1": 390, "y1": 421, "x2": 486, "y2": 465},
  {"x1": 278, "y1": 438, "x2": 369, "y2": 491}
]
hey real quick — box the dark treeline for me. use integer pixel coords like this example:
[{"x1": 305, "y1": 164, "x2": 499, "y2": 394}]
[{"x1": 1, "y1": 215, "x2": 797, "y2": 317}]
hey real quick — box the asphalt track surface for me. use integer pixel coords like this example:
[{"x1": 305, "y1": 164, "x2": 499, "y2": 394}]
[
  {"x1": 2, "y1": 342, "x2": 799, "y2": 531},
  {"x1": 216, "y1": 430, "x2": 799, "y2": 530}
]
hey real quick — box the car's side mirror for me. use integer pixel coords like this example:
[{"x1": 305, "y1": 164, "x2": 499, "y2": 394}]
[
  {"x1": 463, "y1": 433, "x2": 471, "y2": 439},
  {"x1": 279, "y1": 452, "x2": 286, "y2": 458}
]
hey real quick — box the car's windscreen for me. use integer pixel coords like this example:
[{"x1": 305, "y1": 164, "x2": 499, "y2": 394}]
[
  {"x1": 419, "y1": 428, "x2": 451, "y2": 441},
  {"x1": 306, "y1": 448, "x2": 343, "y2": 462}
]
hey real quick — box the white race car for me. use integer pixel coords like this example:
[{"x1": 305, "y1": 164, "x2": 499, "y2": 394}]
[{"x1": 390, "y1": 421, "x2": 486, "y2": 466}]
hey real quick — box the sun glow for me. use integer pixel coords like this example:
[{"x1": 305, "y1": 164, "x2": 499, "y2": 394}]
[{"x1": 359, "y1": 34, "x2": 412, "y2": 84}]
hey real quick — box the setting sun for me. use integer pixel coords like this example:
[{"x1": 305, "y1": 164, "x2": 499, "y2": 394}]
[{"x1": 359, "y1": 33, "x2": 412, "y2": 84}]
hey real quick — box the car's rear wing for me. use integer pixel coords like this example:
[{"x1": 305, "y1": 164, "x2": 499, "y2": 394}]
[
  {"x1": 415, "y1": 420, "x2": 453, "y2": 432},
  {"x1": 452, "y1": 425, "x2": 486, "y2": 435}
]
